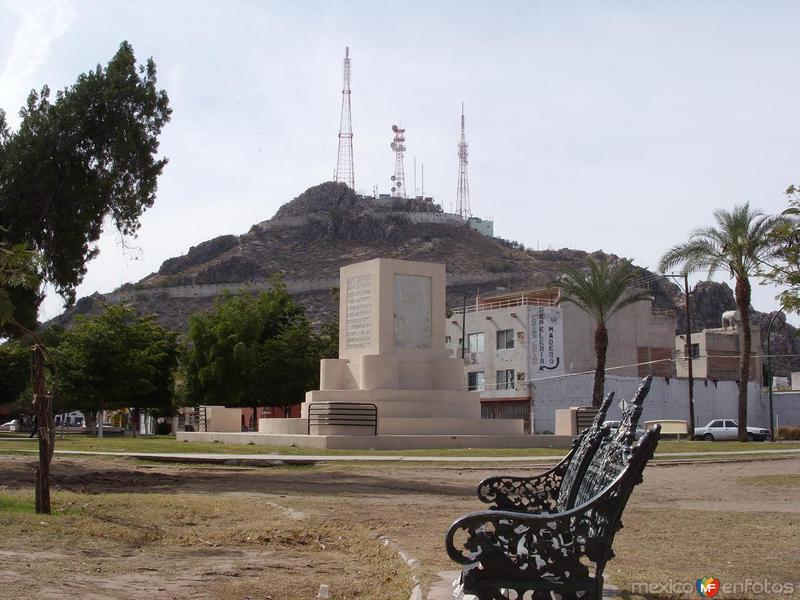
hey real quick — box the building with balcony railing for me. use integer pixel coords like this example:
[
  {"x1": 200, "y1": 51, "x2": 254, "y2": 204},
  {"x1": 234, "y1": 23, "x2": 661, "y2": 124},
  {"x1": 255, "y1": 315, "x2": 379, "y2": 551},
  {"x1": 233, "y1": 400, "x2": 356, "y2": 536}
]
[{"x1": 445, "y1": 287, "x2": 676, "y2": 431}]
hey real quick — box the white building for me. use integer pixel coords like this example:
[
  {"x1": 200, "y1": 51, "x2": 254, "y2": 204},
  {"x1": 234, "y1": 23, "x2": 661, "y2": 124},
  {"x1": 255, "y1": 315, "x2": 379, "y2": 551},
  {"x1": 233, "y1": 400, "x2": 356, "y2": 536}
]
[{"x1": 445, "y1": 287, "x2": 677, "y2": 432}]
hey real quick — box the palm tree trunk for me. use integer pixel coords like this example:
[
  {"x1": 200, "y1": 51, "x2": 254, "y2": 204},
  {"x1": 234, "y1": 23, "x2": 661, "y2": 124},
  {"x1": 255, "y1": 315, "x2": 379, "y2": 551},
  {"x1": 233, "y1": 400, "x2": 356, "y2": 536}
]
[
  {"x1": 735, "y1": 276, "x2": 752, "y2": 442},
  {"x1": 592, "y1": 323, "x2": 608, "y2": 408}
]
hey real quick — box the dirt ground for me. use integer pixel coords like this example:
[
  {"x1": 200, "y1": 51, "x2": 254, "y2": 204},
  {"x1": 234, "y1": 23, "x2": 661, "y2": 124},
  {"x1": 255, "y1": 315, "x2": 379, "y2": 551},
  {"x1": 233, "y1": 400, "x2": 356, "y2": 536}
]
[{"x1": 1, "y1": 454, "x2": 798, "y2": 599}]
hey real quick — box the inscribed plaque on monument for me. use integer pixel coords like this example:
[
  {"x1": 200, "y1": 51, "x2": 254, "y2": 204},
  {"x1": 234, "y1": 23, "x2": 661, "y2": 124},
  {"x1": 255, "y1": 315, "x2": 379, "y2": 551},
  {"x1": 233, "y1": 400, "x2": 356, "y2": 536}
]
[
  {"x1": 393, "y1": 275, "x2": 432, "y2": 348},
  {"x1": 345, "y1": 274, "x2": 372, "y2": 349}
]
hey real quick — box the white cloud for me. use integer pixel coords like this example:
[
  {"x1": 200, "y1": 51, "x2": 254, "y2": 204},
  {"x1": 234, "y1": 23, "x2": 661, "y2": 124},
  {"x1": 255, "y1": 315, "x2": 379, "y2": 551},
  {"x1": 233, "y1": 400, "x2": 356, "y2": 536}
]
[{"x1": 0, "y1": 0, "x2": 75, "y2": 121}]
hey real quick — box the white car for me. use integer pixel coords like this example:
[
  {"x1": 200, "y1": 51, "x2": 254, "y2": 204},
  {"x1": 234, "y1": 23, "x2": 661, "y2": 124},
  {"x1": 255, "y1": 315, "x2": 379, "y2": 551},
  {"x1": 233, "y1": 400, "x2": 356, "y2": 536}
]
[
  {"x1": 603, "y1": 420, "x2": 645, "y2": 440},
  {"x1": 0, "y1": 419, "x2": 20, "y2": 432},
  {"x1": 694, "y1": 419, "x2": 770, "y2": 441}
]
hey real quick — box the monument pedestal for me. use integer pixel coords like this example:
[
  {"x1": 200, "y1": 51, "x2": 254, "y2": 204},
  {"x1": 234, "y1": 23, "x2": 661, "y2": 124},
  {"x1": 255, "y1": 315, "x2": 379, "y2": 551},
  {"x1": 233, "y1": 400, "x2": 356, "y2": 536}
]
[{"x1": 258, "y1": 258, "x2": 524, "y2": 439}]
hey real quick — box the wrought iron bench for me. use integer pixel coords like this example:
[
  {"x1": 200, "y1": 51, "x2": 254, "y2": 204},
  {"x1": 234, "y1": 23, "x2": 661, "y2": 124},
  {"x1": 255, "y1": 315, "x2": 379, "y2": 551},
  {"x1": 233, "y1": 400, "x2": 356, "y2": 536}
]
[
  {"x1": 477, "y1": 376, "x2": 652, "y2": 514},
  {"x1": 445, "y1": 379, "x2": 660, "y2": 600}
]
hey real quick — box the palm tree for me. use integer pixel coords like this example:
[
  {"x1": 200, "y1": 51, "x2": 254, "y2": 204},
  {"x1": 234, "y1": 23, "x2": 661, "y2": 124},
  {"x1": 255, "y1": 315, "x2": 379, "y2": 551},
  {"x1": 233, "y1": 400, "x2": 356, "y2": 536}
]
[
  {"x1": 557, "y1": 258, "x2": 653, "y2": 407},
  {"x1": 658, "y1": 203, "x2": 780, "y2": 441}
]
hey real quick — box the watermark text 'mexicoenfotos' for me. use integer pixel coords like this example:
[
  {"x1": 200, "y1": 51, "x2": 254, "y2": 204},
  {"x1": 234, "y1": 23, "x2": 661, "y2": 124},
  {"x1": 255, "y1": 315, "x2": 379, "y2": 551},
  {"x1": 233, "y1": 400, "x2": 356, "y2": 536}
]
[{"x1": 630, "y1": 577, "x2": 797, "y2": 597}]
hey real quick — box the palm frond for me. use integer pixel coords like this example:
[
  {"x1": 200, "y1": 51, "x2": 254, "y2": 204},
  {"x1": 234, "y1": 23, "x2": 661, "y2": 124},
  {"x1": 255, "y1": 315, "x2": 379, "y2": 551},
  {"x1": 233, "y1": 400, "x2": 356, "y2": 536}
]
[
  {"x1": 659, "y1": 202, "x2": 781, "y2": 281},
  {"x1": 557, "y1": 257, "x2": 648, "y2": 325}
]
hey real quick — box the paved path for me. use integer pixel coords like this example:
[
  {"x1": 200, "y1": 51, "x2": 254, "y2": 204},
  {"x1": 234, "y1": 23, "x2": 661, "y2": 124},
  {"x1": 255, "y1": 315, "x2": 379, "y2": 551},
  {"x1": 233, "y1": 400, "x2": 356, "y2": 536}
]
[
  {"x1": 7, "y1": 447, "x2": 800, "y2": 466},
  {"x1": 426, "y1": 571, "x2": 624, "y2": 600}
]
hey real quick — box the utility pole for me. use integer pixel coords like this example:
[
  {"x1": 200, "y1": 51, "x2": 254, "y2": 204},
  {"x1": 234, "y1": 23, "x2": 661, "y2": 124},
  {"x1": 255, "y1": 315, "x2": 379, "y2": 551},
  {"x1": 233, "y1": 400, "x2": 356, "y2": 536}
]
[
  {"x1": 461, "y1": 295, "x2": 467, "y2": 360},
  {"x1": 766, "y1": 308, "x2": 785, "y2": 442},
  {"x1": 684, "y1": 273, "x2": 695, "y2": 437}
]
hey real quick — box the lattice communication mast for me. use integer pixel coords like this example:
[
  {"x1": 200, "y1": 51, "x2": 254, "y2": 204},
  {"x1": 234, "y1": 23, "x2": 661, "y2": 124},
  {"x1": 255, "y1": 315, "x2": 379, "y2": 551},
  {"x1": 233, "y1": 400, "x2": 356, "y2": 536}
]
[
  {"x1": 390, "y1": 124, "x2": 406, "y2": 198},
  {"x1": 335, "y1": 47, "x2": 355, "y2": 189},
  {"x1": 456, "y1": 103, "x2": 471, "y2": 218}
]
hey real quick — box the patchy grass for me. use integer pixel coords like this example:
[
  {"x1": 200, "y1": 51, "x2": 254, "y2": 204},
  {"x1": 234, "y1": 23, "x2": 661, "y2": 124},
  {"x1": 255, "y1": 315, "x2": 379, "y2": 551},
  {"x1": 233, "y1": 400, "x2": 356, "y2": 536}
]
[
  {"x1": 738, "y1": 473, "x2": 800, "y2": 487},
  {"x1": 0, "y1": 488, "x2": 412, "y2": 599},
  {"x1": 2, "y1": 432, "x2": 799, "y2": 459},
  {"x1": 0, "y1": 494, "x2": 35, "y2": 513},
  {"x1": 612, "y1": 508, "x2": 799, "y2": 599},
  {"x1": 1, "y1": 454, "x2": 798, "y2": 599}
]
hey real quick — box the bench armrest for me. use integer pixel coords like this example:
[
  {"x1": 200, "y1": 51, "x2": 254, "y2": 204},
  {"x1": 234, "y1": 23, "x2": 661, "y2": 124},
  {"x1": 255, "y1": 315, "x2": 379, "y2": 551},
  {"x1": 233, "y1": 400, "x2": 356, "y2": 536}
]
[
  {"x1": 445, "y1": 495, "x2": 618, "y2": 581},
  {"x1": 476, "y1": 458, "x2": 571, "y2": 513}
]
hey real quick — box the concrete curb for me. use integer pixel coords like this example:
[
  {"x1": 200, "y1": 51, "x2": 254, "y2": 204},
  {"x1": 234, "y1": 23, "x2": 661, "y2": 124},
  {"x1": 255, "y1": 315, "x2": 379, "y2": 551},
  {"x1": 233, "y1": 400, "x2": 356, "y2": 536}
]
[{"x1": 368, "y1": 532, "x2": 422, "y2": 600}]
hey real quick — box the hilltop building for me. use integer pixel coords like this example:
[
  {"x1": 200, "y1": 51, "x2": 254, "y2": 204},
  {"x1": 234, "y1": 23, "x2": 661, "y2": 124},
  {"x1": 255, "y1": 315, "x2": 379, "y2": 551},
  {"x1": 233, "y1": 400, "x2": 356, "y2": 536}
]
[{"x1": 467, "y1": 216, "x2": 493, "y2": 237}]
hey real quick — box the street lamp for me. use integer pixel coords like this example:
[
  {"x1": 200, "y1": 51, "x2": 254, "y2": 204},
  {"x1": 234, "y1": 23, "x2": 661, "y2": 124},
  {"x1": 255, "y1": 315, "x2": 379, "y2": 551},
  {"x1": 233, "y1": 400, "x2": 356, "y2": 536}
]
[{"x1": 766, "y1": 307, "x2": 785, "y2": 442}]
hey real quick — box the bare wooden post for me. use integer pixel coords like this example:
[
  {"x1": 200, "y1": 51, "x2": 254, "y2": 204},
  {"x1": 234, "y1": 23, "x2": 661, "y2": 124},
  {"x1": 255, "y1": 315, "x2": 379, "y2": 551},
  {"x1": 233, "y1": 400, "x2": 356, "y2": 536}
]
[{"x1": 33, "y1": 344, "x2": 54, "y2": 514}]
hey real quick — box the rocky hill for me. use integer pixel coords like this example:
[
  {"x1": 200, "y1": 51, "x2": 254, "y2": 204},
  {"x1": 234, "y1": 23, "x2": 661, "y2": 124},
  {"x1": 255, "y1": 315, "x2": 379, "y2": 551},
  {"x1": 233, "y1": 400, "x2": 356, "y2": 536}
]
[{"x1": 50, "y1": 182, "x2": 800, "y2": 375}]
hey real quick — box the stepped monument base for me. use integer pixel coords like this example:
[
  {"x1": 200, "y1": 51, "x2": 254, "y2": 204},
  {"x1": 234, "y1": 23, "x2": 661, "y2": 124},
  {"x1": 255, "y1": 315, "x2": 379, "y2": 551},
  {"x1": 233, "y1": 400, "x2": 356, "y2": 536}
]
[{"x1": 180, "y1": 258, "x2": 527, "y2": 449}]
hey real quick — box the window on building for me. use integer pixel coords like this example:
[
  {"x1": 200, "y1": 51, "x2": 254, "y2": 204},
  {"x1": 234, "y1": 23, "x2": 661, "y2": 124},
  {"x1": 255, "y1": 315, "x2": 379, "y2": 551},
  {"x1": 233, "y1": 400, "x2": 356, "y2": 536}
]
[
  {"x1": 468, "y1": 371, "x2": 485, "y2": 391},
  {"x1": 496, "y1": 369, "x2": 515, "y2": 390},
  {"x1": 496, "y1": 329, "x2": 514, "y2": 350},
  {"x1": 445, "y1": 335, "x2": 452, "y2": 344},
  {"x1": 690, "y1": 343, "x2": 700, "y2": 359},
  {"x1": 467, "y1": 332, "x2": 485, "y2": 353}
]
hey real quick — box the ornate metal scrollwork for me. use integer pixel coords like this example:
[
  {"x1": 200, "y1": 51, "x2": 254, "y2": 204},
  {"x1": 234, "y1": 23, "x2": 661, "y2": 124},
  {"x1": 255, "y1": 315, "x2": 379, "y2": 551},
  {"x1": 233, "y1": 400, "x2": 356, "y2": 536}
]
[
  {"x1": 476, "y1": 390, "x2": 617, "y2": 514},
  {"x1": 446, "y1": 425, "x2": 661, "y2": 600}
]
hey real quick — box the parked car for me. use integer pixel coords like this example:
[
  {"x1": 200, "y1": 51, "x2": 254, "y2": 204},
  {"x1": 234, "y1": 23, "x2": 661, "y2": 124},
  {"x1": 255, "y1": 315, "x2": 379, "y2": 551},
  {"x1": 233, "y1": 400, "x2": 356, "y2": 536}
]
[
  {"x1": 603, "y1": 420, "x2": 646, "y2": 440},
  {"x1": 0, "y1": 419, "x2": 19, "y2": 432},
  {"x1": 693, "y1": 419, "x2": 770, "y2": 441}
]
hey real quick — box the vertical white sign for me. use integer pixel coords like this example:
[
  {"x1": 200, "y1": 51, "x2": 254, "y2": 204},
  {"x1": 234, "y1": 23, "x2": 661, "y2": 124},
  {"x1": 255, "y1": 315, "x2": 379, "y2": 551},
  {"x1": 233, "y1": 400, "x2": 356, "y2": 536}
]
[{"x1": 529, "y1": 306, "x2": 564, "y2": 376}]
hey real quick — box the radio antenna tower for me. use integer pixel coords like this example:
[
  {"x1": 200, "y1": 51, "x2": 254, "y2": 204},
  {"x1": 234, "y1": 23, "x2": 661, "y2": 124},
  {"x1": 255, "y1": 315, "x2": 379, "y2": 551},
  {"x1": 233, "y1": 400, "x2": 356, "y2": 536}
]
[
  {"x1": 390, "y1": 124, "x2": 406, "y2": 198},
  {"x1": 335, "y1": 47, "x2": 354, "y2": 189},
  {"x1": 456, "y1": 102, "x2": 471, "y2": 218}
]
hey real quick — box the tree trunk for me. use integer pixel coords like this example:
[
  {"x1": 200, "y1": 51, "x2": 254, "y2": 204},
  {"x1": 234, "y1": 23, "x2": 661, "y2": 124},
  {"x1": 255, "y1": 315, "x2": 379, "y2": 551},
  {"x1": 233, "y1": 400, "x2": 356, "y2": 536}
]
[
  {"x1": 85, "y1": 410, "x2": 96, "y2": 433},
  {"x1": 97, "y1": 403, "x2": 104, "y2": 438},
  {"x1": 252, "y1": 405, "x2": 258, "y2": 431},
  {"x1": 131, "y1": 407, "x2": 140, "y2": 437},
  {"x1": 592, "y1": 323, "x2": 609, "y2": 408},
  {"x1": 735, "y1": 276, "x2": 752, "y2": 442},
  {"x1": 33, "y1": 344, "x2": 54, "y2": 515}
]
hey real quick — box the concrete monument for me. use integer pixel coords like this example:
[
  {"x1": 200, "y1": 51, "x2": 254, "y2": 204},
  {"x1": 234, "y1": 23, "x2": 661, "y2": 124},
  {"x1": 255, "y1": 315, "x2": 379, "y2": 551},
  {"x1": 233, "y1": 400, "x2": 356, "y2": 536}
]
[{"x1": 261, "y1": 258, "x2": 524, "y2": 437}]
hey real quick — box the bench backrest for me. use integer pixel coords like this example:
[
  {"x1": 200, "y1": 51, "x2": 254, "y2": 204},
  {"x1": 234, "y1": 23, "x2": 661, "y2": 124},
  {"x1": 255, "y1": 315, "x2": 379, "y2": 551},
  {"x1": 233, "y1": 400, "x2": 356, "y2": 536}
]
[
  {"x1": 569, "y1": 376, "x2": 652, "y2": 509},
  {"x1": 554, "y1": 390, "x2": 615, "y2": 510},
  {"x1": 557, "y1": 376, "x2": 652, "y2": 512}
]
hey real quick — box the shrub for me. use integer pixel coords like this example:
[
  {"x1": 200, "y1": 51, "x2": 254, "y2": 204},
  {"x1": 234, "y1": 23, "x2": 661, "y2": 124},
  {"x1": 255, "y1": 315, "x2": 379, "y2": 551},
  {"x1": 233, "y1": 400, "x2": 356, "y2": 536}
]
[
  {"x1": 777, "y1": 426, "x2": 800, "y2": 440},
  {"x1": 155, "y1": 421, "x2": 172, "y2": 435}
]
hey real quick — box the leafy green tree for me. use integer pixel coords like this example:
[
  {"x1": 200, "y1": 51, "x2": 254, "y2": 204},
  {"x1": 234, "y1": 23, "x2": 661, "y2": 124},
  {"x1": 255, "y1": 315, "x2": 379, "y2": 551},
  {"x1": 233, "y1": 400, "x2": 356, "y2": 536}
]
[
  {"x1": 658, "y1": 203, "x2": 781, "y2": 441},
  {"x1": 0, "y1": 241, "x2": 41, "y2": 336},
  {"x1": 764, "y1": 185, "x2": 800, "y2": 313},
  {"x1": 316, "y1": 286, "x2": 340, "y2": 360},
  {"x1": 557, "y1": 258, "x2": 653, "y2": 407},
  {"x1": 316, "y1": 318, "x2": 339, "y2": 360},
  {"x1": 0, "y1": 340, "x2": 29, "y2": 409},
  {"x1": 0, "y1": 41, "x2": 171, "y2": 325},
  {"x1": 183, "y1": 276, "x2": 319, "y2": 427},
  {"x1": 54, "y1": 304, "x2": 178, "y2": 435}
]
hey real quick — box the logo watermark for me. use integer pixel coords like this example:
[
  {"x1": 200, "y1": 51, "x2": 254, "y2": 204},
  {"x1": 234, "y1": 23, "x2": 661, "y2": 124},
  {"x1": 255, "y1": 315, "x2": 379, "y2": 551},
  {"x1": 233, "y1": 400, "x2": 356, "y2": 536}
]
[
  {"x1": 696, "y1": 577, "x2": 720, "y2": 597},
  {"x1": 630, "y1": 578, "x2": 797, "y2": 597}
]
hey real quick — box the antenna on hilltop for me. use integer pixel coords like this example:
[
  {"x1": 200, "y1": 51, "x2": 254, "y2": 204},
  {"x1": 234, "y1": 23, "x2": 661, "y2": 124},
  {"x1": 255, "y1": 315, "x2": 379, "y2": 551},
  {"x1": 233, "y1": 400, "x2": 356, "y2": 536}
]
[
  {"x1": 390, "y1": 124, "x2": 406, "y2": 198},
  {"x1": 335, "y1": 46, "x2": 354, "y2": 189},
  {"x1": 456, "y1": 102, "x2": 471, "y2": 218}
]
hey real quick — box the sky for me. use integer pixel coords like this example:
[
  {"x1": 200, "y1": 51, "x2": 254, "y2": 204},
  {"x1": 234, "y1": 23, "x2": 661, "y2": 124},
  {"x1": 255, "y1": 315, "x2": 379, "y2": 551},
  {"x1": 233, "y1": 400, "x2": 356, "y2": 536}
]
[{"x1": 1, "y1": 0, "x2": 798, "y2": 324}]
